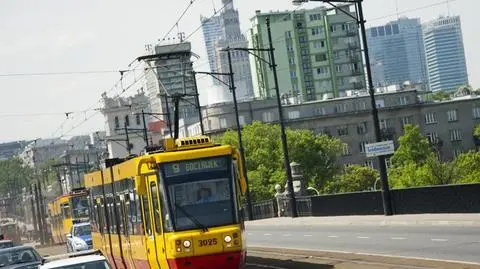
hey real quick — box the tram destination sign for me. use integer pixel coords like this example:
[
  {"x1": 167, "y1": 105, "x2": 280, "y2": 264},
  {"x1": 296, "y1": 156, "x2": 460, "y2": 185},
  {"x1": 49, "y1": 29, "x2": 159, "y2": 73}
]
[{"x1": 163, "y1": 157, "x2": 228, "y2": 177}]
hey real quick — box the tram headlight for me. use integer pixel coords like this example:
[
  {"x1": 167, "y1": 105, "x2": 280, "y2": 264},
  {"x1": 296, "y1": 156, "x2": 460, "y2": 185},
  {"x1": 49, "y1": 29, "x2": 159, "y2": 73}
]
[
  {"x1": 224, "y1": 235, "x2": 232, "y2": 243},
  {"x1": 183, "y1": 240, "x2": 191, "y2": 248}
]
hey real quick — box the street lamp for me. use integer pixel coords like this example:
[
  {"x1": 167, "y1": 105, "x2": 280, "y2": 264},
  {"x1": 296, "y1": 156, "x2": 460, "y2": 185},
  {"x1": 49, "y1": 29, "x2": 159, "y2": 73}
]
[
  {"x1": 307, "y1": 187, "x2": 320, "y2": 196},
  {"x1": 291, "y1": 0, "x2": 393, "y2": 216}
]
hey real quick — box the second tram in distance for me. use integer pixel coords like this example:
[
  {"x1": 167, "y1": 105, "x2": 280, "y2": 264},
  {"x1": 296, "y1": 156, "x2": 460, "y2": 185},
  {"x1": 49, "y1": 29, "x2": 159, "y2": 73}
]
[{"x1": 84, "y1": 136, "x2": 247, "y2": 269}]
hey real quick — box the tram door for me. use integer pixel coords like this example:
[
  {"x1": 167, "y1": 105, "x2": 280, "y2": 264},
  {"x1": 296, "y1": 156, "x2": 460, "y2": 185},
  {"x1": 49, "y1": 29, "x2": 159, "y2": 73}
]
[{"x1": 144, "y1": 174, "x2": 168, "y2": 269}]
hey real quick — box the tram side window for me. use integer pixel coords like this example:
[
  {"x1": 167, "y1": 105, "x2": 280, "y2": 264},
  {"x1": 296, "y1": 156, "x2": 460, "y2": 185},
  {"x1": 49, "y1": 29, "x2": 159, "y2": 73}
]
[
  {"x1": 126, "y1": 193, "x2": 135, "y2": 235},
  {"x1": 141, "y1": 195, "x2": 152, "y2": 236},
  {"x1": 107, "y1": 197, "x2": 116, "y2": 234},
  {"x1": 158, "y1": 182, "x2": 173, "y2": 232},
  {"x1": 61, "y1": 203, "x2": 71, "y2": 219},
  {"x1": 149, "y1": 182, "x2": 162, "y2": 234},
  {"x1": 116, "y1": 195, "x2": 124, "y2": 235},
  {"x1": 135, "y1": 194, "x2": 143, "y2": 235}
]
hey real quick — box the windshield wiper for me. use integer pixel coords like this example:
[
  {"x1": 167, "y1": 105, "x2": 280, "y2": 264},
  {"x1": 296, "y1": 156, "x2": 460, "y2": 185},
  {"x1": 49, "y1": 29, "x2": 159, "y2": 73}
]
[{"x1": 174, "y1": 203, "x2": 208, "y2": 232}]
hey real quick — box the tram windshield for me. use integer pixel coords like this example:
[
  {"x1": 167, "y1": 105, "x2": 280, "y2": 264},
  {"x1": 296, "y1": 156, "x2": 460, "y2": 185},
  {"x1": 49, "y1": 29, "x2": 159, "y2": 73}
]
[
  {"x1": 161, "y1": 156, "x2": 237, "y2": 231},
  {"x1": 71, "y1": 195, "x2": 89, "y2": 219}
]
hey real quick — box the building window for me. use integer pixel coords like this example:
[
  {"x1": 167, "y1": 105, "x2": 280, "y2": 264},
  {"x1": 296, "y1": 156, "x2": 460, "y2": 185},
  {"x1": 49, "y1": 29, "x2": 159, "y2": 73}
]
[
  {"x1": 114, "y1": 116, "x2": 120, "y2": 129},
  {"x1": 309, "y1": 14, "x2": 321, "y2": 21},
  {"x1": 239, "y1": 115, "x2": 245, "y2": 126},
  {"x1": 288, "y1": 110, "x2": 300, "y2": 119},
  {"x1": 354, "y1": 102, "x2": 367, "y2": 111},
  {"x1": 314, "y1": 107, "x2": 326, "y2": 115},
  {"x1": 364, "y1": 160, "x2": 374, "y2": 169},
  {"x1": 312, "y1": 40, "x2": 325, "y2": 49},
  {"x1": 357, "y1": 122, "x2": 367, "y2": 134},
  {"x1": 401, "y1": 116, "x2": 412, "y2": 127},
  {"x1": 330, "y1": 24, "x2": 337, "y2": 32},
  {"x1": 399, "y1": 96, "x2": 409, "y2": 105},
  {"x1": 359, "y1": 141, "x2": 368, "y2": 153},
  {"x1": 287, "y1": 44, "x2": 294, "y2": 52},
  {"x1": 425, "y1": 112, "x2": 437, "y2": 124},
  {"x1": 472, "y1": 107, "x2": 480, "y2": 119},
  {"x1": 342, "y1": 144, "x2": 351, "y2": 156},
  {"x1": 337, "y1": 125, "x2": 348, "y2": 136},
  {"x1": 426, "y1": 132, "x2": 439, "y2": 144},
  {"x1": 135, "y1": 114, "x2": 141, "y2": 125},
  {"x1": 311, "y1": 27, "x2": 322, "y2": 36},
  {"x1": 335, "y1": 103, "x2": 347, "y2": 113},
  {"x1": 447, "y1": 109, "x2": 458, "y2": 122},
  {"x1": 262, "y1": 112, "x2": 274, "y2": 122},
  {"x1": 335, "y1": 65, "x2": 342, "y2": 72},
  {"x1": 315, "y1": 54, "x2": 327, "y2": 62},
  {"x1": 290, "y1": 71, "x2": 297, "y2": 78},
  {"x1": 453, "y1": 148, "x2": 463, "y2": 158},
  {"x1": 289, "y1": 58, "x2": 296, "y2": 65},
  {"x1": 380, "y1": 119, "x2": 388, "y2": 130},
  {"x1": 316, "y1": 67, "x2": 328, "y2": 75},
  {"x1": 220, "y1": 118, "x2": 227, "y2": 129},
  {"x1": 286, "y1": 31, "x2": 292, "y2": 38},
  {"x1": 124, "y1": 115, "x2": 130, "y2": 127},
  {"x1": 449, "y1": 129, "x2": 462, "y2": 141}
]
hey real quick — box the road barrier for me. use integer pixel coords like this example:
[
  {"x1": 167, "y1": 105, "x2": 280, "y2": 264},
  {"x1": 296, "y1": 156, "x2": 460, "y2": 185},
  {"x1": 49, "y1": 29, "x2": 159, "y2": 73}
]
[{"x1": 246, "y1": 183, "x2": 480, "y2": 219}]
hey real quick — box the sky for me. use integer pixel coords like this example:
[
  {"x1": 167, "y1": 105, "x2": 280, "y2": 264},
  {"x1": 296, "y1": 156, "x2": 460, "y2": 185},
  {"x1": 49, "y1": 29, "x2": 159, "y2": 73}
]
[{"x1": 0, "y1": 0, "x2": 477, "y2": 143}]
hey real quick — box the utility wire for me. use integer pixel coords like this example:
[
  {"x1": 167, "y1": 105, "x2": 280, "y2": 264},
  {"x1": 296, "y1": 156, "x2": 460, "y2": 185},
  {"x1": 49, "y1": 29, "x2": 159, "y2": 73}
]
[{"x1": 158, "y1": 0, "x2": 201, "y2": 44}]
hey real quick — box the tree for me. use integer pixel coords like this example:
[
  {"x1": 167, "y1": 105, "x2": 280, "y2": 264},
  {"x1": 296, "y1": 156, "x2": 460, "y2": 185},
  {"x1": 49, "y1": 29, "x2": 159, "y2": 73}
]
[
  {"x1": 454, "y1": 151, "x2": 480, "y2": 184},
  {"x1": 0, "y1": 158, "x2": 35, "y2": 196},
  {"x1": 324, "y1": 165, "x2": 379, "y2": 194},
  {"x1": 219, "y1": 121, "x2": 343, "y2": 200},
  {"x1": 474, "y1": 124, "x2": 480, "y2": 138},
  {"x1": 431, "y1": 91, "x2": 451, "y2": 101},
  {"x1": 391, "y1": 124, "x2": 434, "y2": 167}
]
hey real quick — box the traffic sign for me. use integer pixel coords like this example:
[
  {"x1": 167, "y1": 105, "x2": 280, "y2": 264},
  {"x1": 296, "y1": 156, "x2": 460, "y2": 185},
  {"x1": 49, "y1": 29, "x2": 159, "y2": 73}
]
[{"x1": 365, "y1": 140, "x2": 395, "y2": 157}]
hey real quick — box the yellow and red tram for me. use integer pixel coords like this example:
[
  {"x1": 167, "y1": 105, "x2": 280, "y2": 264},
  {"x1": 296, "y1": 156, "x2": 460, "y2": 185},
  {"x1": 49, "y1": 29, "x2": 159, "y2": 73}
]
[{"x1": 84, "y1": 136, "x2": 247, "y2": 269}]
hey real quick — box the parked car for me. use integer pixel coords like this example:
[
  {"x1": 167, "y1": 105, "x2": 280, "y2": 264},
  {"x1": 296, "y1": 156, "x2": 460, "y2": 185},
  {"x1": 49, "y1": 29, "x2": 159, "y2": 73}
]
[
  {"x1": 0, "y1": 246, "x2": 43, "y2": 269},
  {"x1": 66, "y1": 223, "x2": 92, "y2": 253},
  {"x1": 40, "y1": 254, "x2": 111, "y2": 269},
  {"x1": 0, "y1": 241, "x2": 14, "y2": 250}
]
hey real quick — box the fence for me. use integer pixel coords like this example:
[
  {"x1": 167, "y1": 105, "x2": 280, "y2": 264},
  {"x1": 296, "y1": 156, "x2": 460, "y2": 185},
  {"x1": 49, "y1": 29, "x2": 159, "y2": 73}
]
[{"x1": 246, "y1": 183, "x2": 480, "y2": 220}]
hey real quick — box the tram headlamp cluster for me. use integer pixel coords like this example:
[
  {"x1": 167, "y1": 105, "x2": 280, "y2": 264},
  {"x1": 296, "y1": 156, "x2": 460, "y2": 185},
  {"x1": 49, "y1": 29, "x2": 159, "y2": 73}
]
[
  {"x1": 224, "y1": 235, "x2": 232, "y2": 243},
  {"x1": 183, "y1": 240, "x2": 191, "y2": 248}
]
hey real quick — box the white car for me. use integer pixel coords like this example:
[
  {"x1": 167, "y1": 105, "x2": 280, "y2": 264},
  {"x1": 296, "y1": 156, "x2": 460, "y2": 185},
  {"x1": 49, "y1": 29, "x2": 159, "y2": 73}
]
[
  {"x1": 66, "y1": 223, "x2": 92, "y2": 253},
  {"x1": 40, "y1": 254, "x2": 112, "y2": 269}
]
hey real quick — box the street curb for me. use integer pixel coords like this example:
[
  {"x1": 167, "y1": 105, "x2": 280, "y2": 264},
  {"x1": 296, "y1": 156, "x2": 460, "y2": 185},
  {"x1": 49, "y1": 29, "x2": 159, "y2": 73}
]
[{"x1": 247, "y1": 246, "x2": 480, "y2": 268}]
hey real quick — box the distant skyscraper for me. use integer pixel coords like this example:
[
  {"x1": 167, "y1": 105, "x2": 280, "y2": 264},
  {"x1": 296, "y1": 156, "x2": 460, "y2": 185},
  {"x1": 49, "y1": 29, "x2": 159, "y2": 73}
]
[
  {"x1": 423, "y1": 16, "x2": 468, "y2": 92},
  {"x1": 367, "y1": 18, "x2": 428, "y2": 87},
  {"x1": 200, "y1": 0, "x2": 254, "y2": 102}
]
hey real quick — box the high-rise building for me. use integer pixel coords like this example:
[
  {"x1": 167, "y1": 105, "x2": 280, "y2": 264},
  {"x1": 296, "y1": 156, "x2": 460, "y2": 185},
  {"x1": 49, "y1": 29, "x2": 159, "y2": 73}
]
[
  {"x1": 367, "y1": 18, "x2": 428, "y2": 87},
  {"x1": 249, "y1": 5, "x2": 365, "y2": 101},
  {"x1": 423, "y1": 16, "x2": 468, "y2": 92},
  {"x1": 143, "y1": 42, "x2": 199, "y2": 136},
  {"x1": 200, "y1": 0, "x2": 254, "y2": 102}
]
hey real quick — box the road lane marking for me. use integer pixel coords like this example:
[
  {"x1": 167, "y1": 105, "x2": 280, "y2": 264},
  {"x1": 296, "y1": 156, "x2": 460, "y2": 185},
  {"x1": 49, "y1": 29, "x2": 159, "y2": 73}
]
[
  {"x1": 391, "y1": 237, "x2": 406, "y2": 240},
  {"x1": 431, "y1": 238, "x2": 448, "y2": 242},
  {"x1": 328, "y1": 235, "x2": 339, "y2": 238},
  {"x1": 283, "y1": 234, "x2": 291, "y2": 237},
  {"x1": 303, "y1": 234, "x2": 313, "y2": 237},
  {"x1": 357, "y1": 236, "x2": 370, "y2": 239},
  {"x1": 264, "y1": 233, "x2": 272, "y2": 236}
]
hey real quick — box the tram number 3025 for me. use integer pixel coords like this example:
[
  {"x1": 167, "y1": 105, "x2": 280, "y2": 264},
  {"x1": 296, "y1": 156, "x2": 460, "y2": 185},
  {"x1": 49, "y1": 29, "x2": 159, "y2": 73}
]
[{"x1": 199, "y1": 238, "x2": 218, "y2": 247}]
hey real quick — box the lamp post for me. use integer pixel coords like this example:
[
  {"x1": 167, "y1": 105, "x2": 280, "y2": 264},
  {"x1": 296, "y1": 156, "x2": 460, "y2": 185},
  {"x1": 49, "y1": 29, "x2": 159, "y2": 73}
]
[
  {"x1": 307, "y1": 187, "x2": 320, "y2": 196},
  {"x1": 292, "y1": 0, "x2": 393, "y2": 216}
]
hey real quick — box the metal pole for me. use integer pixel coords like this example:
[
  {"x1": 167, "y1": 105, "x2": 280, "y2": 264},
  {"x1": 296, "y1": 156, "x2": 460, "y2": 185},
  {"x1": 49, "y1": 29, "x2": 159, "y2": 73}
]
[
  {"x1": 141, "y1": 110, "x2": 149, "y2": 147},
  {"x1": 124, "y1": 121, "x2": 132, "y2": 155},
  {"x1": 226, "y1": 48, "x2": 254, "y2": 221},
  {"x1": 173, "y1": 96, "x2": 180, "y2": 140},
  {"x1": 192, "y1": 71, "x2": 205, "y2": 135},
  {"x1": 266, "y1": 17, "x2": 298, "y2": 218},
  {"x1": 34, "y1": 183, "x2": 43, "y2": 244},
  {"x1": 29, "y1": 185, "x2": 38, "y2": 238},
  {"x1": 356, "y1": 0, "x2": 392, "y2": 216},
  {"x1": 163, "y1": 94, "x2": 173, "y2": 137},
  {"x1": 37, "y1": 178, "x2": 46, "y2": 245}
]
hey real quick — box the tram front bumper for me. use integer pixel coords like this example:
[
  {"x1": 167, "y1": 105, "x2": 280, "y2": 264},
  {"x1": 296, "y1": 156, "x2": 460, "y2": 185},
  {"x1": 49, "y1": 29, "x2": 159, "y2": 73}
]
[{"x1": 167, "y1": 250, "x2": 245, "y2": 269}]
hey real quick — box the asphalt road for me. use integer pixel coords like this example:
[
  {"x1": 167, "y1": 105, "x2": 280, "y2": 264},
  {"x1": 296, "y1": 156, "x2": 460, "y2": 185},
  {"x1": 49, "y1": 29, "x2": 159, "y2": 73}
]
[{"x1": 246, "y1": 225, "x2": 480, "y2": 264}]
